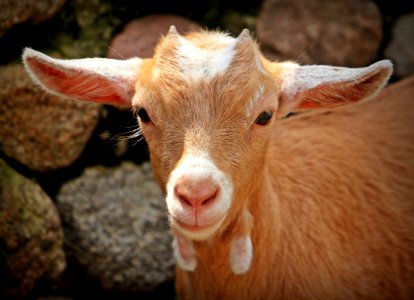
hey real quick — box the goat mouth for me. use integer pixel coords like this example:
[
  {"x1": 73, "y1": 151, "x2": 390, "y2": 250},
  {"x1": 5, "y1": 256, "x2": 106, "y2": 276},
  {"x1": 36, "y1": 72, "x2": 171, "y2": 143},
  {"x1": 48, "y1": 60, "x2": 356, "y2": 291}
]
[
  {"x1": 174, "y1": 219, "x2": 215, "y2": 232},
  {"x1": 172, "y1": 217, "x2": 224, "y2": 240}
]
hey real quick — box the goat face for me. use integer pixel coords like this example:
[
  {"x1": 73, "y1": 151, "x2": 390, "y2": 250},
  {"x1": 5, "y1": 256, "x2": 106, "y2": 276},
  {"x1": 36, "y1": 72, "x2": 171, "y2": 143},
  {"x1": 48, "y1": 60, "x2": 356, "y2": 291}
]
[{"x1": 133, "y1": 30, "x2": 278, "y2": 240}]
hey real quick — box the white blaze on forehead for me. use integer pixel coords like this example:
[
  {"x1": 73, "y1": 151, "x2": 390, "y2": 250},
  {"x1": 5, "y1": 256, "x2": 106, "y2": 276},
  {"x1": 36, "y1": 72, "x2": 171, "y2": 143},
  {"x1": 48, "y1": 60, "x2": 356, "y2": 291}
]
[
  {"x1": 175, "y1": 35, "x2": 236, "y2": 82},
  {"x1": 255, "y1": 53, "x2": 269, "y2": 76},
  {"x1": 247, "y1": 84, "x2": 265, "y2": 115}
]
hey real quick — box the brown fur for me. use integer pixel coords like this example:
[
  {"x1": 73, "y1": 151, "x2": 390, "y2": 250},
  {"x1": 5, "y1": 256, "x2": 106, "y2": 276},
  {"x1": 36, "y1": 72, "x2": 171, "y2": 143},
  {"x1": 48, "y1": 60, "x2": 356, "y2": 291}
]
[
  {"x1": 22, "y1": 30, "x2": 414, "y2": 300},
  {"x1": 175, "y1": 76, "x2": 414, "y2": 300},
  {"x1": 135, "y1": 32, "x2": 414, "y2": 299}
]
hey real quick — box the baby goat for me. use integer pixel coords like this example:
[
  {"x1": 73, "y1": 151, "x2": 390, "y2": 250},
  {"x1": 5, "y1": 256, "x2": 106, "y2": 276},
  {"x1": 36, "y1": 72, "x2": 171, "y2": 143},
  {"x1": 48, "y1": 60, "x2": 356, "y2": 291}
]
[{"x1": 23, "y1": 28, "x2": 414, "y2": 299}]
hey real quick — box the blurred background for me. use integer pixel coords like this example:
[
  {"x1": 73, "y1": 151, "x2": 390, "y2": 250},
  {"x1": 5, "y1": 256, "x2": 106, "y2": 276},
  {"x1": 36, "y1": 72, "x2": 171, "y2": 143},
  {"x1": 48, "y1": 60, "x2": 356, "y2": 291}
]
[{"x1": 0, "y1": 0, "x2": 413, "y2": 299}]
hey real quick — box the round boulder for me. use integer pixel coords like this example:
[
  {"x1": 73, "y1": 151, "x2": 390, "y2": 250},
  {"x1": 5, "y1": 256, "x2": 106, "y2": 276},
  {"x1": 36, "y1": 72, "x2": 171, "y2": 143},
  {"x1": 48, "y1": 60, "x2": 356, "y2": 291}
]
[
  {"x1": 256, "y1": 0, "x2": 382, "y2": 66},
  {"x1": 56, "y1": 162, "x2": 175, "y2": 292},
  {"x1": 0, "y1": 159, "x2": 66, "y2": 298},
  {"x1": 0, "y1": 63, "x2": 101, "y2": 171}
]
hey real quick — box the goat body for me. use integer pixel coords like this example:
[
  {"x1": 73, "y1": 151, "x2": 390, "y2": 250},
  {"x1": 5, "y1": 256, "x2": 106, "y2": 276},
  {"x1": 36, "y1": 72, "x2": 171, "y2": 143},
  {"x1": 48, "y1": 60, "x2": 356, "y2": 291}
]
[
  {"x1": 22, "y1": 28, "x2": 414, "y2": 299},
  {"x1": 176, "y1": 77, "x2": 414, "y2": 300}
]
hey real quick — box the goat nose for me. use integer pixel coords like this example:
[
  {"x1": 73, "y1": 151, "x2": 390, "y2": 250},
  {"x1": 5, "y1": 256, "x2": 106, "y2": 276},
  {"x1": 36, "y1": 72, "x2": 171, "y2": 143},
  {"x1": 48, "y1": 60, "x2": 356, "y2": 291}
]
[{"x1": 175, "y1": 177, "x2": 219, "y2": 208}]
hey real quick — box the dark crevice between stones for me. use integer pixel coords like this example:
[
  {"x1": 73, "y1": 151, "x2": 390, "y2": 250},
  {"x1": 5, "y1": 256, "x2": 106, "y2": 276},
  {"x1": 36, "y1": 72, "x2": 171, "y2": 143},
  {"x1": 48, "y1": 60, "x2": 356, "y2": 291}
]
[
  {"x1": 375, "y1": 0, "x2": 414, "y2": 83},
  {"x1": 23, "y1": 253, "x2": 175, "y2": 300}
]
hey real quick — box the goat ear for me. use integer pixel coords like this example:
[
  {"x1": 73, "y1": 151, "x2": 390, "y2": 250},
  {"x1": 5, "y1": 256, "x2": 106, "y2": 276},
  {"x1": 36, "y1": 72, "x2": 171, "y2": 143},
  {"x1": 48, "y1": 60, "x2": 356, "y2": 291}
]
[
  {"x1": 22, "y1": 48, "x2": 142, "y2": 106},
  {"x1": 276, "y1": 60, "x2": 393, "y2": 117}
]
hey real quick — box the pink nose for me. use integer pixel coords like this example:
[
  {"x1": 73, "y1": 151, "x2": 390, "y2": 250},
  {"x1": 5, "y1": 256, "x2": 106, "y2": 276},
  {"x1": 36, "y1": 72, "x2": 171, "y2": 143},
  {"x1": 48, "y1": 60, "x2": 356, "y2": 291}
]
[{"x1": 174, "y1": 177, "x2": 219, "y2": 209}]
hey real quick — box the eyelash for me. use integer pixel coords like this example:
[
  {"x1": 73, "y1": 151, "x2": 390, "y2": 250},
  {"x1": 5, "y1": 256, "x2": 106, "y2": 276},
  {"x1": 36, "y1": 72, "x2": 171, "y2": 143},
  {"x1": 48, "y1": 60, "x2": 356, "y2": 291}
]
[
  {"x1": 255, "y1": 111, "x2": 273, "y2": 126},
  {"x1": 137, "y1": 108, "x2": 151, "y2": 123}
]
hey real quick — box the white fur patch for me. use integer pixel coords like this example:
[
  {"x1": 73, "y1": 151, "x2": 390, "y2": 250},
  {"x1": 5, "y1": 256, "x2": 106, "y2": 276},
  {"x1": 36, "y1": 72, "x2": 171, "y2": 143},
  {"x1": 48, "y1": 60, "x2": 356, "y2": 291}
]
[
  {"x1": 23, "y1": 48, "x2": 141, "y2": 81},
  {"x1": 230, "y1": 235, "x2": 253, "y2": 274},
  {"x1": 173, "y1": 235, "x2": 197, "y2": 271},
  {"x1": 280, "y1": 60, "x2": 393, "y2": 102},
  {"x1": 166, "y1": 152, "x2": 233, "y2": 240},
  {"x1": 175, "y1": 36, "x2": 236, "y2": 82},
  {"x1": 247, "y1": 84, "x2": 265, "y2": 115},
  {"x1": 255, "y1": 53, "x2": 268, "y2": 76},
  {"x1": 22, "y1": 48, "x2": 141, "y2": 103}
]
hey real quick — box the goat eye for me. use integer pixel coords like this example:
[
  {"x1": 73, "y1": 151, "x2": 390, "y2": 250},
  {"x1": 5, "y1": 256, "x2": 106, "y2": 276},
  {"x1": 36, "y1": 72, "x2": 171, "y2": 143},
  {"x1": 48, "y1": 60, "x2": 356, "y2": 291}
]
[
  {"x1": 255, "y1": 111, "x2": 273, "y2": 126},
  {"x1": 137, "y1": 108, "x2": 151, "y2": 123}
]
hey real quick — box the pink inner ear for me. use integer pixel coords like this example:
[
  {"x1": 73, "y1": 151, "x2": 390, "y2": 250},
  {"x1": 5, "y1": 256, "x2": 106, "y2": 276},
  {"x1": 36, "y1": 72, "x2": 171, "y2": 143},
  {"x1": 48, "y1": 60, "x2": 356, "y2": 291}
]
[
  {"x1": 297, "y1": 81, "x2": 372, "y2": 110},
  {"x1": 28, "y1": 56, "x2": 69, "y2": 86},
  {"x1": 27, "y1": 57, "x2": 126, "y2": 105}
]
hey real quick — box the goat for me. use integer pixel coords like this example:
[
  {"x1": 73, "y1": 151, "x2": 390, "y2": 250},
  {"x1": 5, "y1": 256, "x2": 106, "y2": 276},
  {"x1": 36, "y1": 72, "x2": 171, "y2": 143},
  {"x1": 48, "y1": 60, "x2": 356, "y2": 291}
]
[{"x1": 22, "y1": 27, "x2": 414, "y2": 299}]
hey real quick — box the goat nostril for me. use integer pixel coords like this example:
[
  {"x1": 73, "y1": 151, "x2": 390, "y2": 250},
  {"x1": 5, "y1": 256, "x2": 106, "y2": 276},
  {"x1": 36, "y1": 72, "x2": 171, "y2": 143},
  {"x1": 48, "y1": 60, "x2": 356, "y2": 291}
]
[
  {"x1": 174, "y1": 178, "x2": 219, "y2": 208},
  {"x1": 200, "y1": 190, "x2": 218, "y2": 206},
  {"x1": 175, "y1": 187, "x2": 193, "y2": 207}
]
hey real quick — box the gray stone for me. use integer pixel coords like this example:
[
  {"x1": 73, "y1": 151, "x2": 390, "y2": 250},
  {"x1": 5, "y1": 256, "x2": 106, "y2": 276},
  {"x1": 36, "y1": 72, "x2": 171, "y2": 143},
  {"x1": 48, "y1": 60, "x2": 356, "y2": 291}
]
[
  {"x1": 256, "y1": 0, "x2": 382, "y2": 66},
  {"x1": 0, "y1": 0, "x2": 66, "y2": 38},
  {"x1": 56, "y1": 162, "x2": 175, "y2": 292},
  {"x1": 0, "y1": 63, "x2": 101, "y2": 171},
  {"x1": 0, "y1": 159, "x2": 66, "y2": 298},
  {"x1": 385, "y1": 12, "x2": 414, "y2": 78}
]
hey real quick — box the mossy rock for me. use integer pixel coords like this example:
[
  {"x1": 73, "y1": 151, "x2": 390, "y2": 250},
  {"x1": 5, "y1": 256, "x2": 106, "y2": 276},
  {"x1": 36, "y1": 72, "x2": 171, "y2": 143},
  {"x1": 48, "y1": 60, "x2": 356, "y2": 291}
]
[{"x1": 0, "y1": 159, "x2": 66, "y2": 298}]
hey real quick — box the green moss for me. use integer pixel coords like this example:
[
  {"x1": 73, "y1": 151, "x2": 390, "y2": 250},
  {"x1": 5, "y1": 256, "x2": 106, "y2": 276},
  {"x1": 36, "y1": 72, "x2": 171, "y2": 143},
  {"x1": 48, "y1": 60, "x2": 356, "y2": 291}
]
[
  {"x1": 0, "y1": 159, "x2": 66, "y2": 297},
  {"x1": 0, "y1": 160, "x2": 21, "y2": 200},
  {"x1": 46, "y1": 0, "x2": 121, "y2": 58},
  {"x1": 0, "y1": 160, "x2": 16, "y2": 184}
]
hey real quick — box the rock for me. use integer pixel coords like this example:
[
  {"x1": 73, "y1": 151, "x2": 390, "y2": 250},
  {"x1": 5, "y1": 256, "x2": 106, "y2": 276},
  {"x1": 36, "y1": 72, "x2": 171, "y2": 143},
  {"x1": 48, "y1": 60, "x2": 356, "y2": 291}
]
[
  {"x1": 0, "y1": 159, "x2": 66, "y2": 298},
  {"x1": 0, "y1": 0, "x2": 66, "y2": 38},
  {"x1": 221, "y1": 10, "x2": 256, "y2": 36},
  {"x1": 56, "y1": 162, "x2": 175, "y2": 292},
  {"x1": 107, "y1": 14, "x2": 200, "y2": 59},
  {"x1": 0, "y1": 63, "x2": 101, "y2": 171},
  {"x1": 385, "y1": 12, "x2": 414, "y2": 78},
  {"x1": 256, "y1": 0, "x2": 382, "y2": 66},
  {"x1": 54, "y1": 0, "x2": 121, "y2": 59}
]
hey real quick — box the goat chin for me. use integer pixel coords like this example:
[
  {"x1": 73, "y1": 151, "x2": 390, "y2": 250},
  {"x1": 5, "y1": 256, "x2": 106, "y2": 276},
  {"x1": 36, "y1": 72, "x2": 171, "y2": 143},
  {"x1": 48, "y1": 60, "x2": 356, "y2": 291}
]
[{"x1": 171, "y1": 217, "x2": 225, "y2": 241}]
